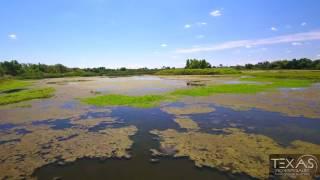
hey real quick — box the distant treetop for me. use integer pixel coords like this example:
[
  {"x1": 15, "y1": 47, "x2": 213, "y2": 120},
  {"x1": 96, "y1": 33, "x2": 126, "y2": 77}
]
[{"x1": 185, "y1": 59, "x2": 212, "y2": 69}]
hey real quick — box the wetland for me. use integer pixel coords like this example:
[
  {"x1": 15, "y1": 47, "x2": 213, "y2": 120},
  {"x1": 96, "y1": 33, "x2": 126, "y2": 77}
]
[{"x1": 1, "y1": 73, "x2": 320, "y2": 179}]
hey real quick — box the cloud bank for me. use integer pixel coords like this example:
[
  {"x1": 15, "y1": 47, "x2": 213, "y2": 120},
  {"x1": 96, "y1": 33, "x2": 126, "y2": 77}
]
[{"x1": 176, "y1": 30, "x2": 320, "y2": 53}]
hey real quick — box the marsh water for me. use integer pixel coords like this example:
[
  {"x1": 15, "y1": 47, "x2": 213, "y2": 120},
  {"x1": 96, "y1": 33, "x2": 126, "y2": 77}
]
[
  {"x1": 32, "y1": 104, "x2": 320, "y2": 179},
  {"x1": 1, "y1": 76, "x2": 320, "y2": 179}
]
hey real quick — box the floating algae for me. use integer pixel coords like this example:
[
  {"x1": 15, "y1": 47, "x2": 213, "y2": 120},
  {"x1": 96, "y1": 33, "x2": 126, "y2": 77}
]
[
  {"x1": 150, "y1": 127, "x2": 320, "y2": 179},
  {"x1": 173, "y1": 117, "x2": 199, "y2": 131},
  {"x1": 0, "y1": 125, "x2": 137, "y2": 180},
  {"x1": 181, "y1": 84, "x2": 320, "y2": 119},
  {"x1": 161, "y1": 104, "x2": 215, "y2": 116}
]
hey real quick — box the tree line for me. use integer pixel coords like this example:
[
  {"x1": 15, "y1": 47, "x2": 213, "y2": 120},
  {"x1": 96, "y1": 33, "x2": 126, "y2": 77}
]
[
  {"x1": 1, "y1": 58, "x2": 320, "y2": 78},
  {"x1": 238, "y1": 58, "x2": 320, "y2": 70},
  {"x1": 185, "y1": 58, "x2": 320, "y2": 70},
  {"x1": 0, "y1": 60, "x2": 157, "y2": 78}
]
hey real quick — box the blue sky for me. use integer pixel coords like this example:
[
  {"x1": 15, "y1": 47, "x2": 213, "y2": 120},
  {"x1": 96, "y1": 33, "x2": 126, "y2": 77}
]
[{"x1": 1, "y1": 0, "x2": 320, "y2": 68}]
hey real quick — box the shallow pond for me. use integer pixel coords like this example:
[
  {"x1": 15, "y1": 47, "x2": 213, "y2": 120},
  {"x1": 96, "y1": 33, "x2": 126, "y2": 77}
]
[
  {"x1": 1, "y1": 76, "x2": 320, "y2": 179},
  {"x1": 34, "y1": 103, "x2": 320, "y2": 179}
]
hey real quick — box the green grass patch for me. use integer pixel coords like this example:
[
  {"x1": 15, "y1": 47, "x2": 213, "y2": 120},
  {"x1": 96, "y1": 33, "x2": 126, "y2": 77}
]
[
  {"x1": 81, "y1": 94, "x2": 173, "y2": 108},
  {"x1": 241, "y1": 70, "x2": 320, "y2": 80},
  {"x1": 172, "y1": 77, "x2": 314, "y2": 97},
  {"x1": 0, "y1": 87, "x2": 55, "y2": 105},
  {"x1": 0, "y1": 79, "x2": 32, "y2": 92},
  {"x1": 171, "y1": 84, "x2": 271, "y2": 96},
  {"x1": 156, "y1": 68, "x2": 240, "y2": 75}
]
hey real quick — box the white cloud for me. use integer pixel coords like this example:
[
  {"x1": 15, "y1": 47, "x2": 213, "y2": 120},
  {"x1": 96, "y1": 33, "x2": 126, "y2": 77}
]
[
  {"x1": 185, "y1": 22, "x2": 207, "y2": 29},
  {"x1": 196, "y1": 35, "x2": 205, "y2": 39},
  {"x1": 160, "y1": 43, "x2": 168, "y2": 47},
  {"x1": 184, "y1": 24, "x2": 191, "y2": 29},
  {"x1": 301, "y1": 22, "x2": 307, "y2": 26},
  {"x1": 196, "y1": 22, "x2": 207, "y2": 26},
  {"x1": 210, "y1": 10, "x2": 222, "y2": 17},
  {"x1": 270, "y1": 27, "x2": 278, "y2": 31},
  {"x1": 291, "y1": 42, "x2": 302, "y2": 46},
  {"x1": 176, "y1": 30, "x2": 320, "y2": 53},
  {"x1": 8, "y1": 34, "x2": 17, "y2": 40},
  {"x1": 245, "y1": 45, "x2": 252, "y2": 48},
  {"x1": 317, "y1": 54, "x2": 320, "y2": 57}
]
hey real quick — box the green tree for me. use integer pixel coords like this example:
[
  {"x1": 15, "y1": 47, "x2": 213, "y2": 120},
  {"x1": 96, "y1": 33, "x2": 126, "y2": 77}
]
[
  {"x1": 185, "y1": 59, "x2": 211, "y2": 69},
  {"x1": 0, "y1": 65, "x2": 4, "y2": 76}
]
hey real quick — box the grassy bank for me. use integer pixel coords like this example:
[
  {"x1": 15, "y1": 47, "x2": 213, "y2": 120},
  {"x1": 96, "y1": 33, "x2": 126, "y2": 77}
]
[
  {"x1": 0, "y1": 79, "x2": 32, "y2": 92},
  {"x1": 0, "y1": 79, "x2": 55, "y2": 105},
  {"x1": 242, "y1": 70, "x2": 320, "y2": 80},
  {"x1": 17, "y1": 69, "x2": 159, "y2": 79},
  {"x1": 81, "y1": 94, "x2": 173, "y2": 108},
  {"x1": 0, "y1": 87, "x2": 55, "y2": 105},
  {"x1": 156, "y1": 68, "x2": 240, "y2": 75}
]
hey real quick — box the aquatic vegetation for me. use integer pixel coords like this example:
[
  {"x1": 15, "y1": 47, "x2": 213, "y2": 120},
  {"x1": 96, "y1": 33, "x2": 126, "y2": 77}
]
[
  {"x1": 46, "y1": 79, "x2": 92, "y2": 85},
  {"x1": 161, "y1": 104, "x2": 215, "y2": 115},
  {"x1": 0, "y1": 87, "x2": 55, "y2": 105},
  {"x1": 0, "y1": 130, "x2": 24, "y2": 144},
  {"x1": 81, "y1": 94, "x2": 172, "y2": 108},
  {"x1": 171, "y1": 75, "x2": 315, "y2": 97},
  {"x1": 240, "y1": 76, "x2": 314, "y2": 88},
  {"x1": 173, "y1": 117, "x2": 199, "y2": 131},
  {"x1": 81, "y1": 75, "x2": 317, "y2": 108},
  {"x1": 0, "y1": 125, "x2": 137, "y2": 180},
  {"x1": 150, "y1": 128, "x2": 320, "y2": 179},
  {"x1": 182, "y1": 84, "x2": 320, "y2": 118},
  {"x1": 171, "y1": 83, "x2": 270, "y2": 96},
  {"x1": 13, "y1": 103, "x2": 32, "y2": 108},
  {"x1": 0, "y1": 79, "x2": 32, "y2": 92}
]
